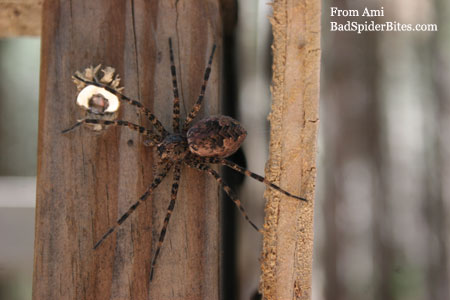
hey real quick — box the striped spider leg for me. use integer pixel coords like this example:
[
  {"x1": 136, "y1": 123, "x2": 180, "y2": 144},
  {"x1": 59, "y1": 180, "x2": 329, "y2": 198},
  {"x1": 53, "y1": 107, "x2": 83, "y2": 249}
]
[
  {"x1": 149, "y1": 163, "x2": 181, "y2": 281},
  {"x1": 186, "y1": 158, "x2": 259, "y2": 231},
  {"x1": 185, "y1": 156, "x2": 307, "y2": 233},
  {"x1": 169, "y1": 38, "x2": 181, "y2": 132},
  {"x1": 182, "y1": 43, "x2": 216, "y2": 132},
  {"x1": 94, "y1": 162, "x2": 173, "y2": 249},
  {"x1": 203, "y1": 158, "x2": 307, "y2": 201}
]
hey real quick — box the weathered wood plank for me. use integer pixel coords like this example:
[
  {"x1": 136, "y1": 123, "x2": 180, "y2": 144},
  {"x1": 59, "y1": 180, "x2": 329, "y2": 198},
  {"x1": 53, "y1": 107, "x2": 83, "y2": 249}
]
[
  {"x1": 33, "y1": 1, "x2": 222, "y2": 299},
  {"x1": 260, "y1": 0, "x2": 320, "y2": 299},
  {"x1": 0, "y1": 0, "x2": 42, "y2": 37}
]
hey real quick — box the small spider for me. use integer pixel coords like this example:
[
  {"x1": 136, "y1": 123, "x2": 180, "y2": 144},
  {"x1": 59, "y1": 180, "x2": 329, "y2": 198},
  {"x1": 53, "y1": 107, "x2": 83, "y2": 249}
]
[{"x1": 63, "y1": 38, "x2": 306, "y2": 281}]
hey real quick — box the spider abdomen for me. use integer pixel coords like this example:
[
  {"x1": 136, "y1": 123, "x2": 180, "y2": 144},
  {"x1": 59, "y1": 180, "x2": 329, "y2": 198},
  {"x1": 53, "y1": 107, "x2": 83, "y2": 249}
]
[{"x1": 187, "y1": 115, "x2": 247, "y2": 158}]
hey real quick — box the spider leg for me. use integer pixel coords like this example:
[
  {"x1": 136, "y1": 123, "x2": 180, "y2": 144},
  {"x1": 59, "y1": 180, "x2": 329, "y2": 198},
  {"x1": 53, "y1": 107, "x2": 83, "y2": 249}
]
[
  {"x1": 182, "y1": 44, "x2": 217, "y2": 132},
  {"x1": 219, "y1": 159, "x2": 307, "y2": 202},
  {"x1": 169, "y1": 38, "x2": 181, "y2": 133},
  {"x1": 93, "y1": 162, "x2": 173, "y2": 249},
  {"x1": 150, "y1": 163, "x2": 182, "y2": 281},
  {"x1": 73, "y1": 74, "x2": 168, "y2": 136},
  {"x1": 61, "y1": 118, "x2": 162, "y2": 143},
  {"x1": 186, "y1": 159, "x2": 259, "y2": 232}
]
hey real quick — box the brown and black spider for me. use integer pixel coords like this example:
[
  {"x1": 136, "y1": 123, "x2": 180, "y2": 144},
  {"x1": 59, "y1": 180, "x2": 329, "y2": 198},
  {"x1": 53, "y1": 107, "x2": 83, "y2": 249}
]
[{"x1": 63, "y1": 38, "x2": 306, "y2": 282}]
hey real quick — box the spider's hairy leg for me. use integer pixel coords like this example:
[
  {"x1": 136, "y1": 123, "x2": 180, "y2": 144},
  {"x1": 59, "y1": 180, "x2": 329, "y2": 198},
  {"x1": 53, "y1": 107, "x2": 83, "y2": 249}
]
[
  {"x1": 169, "y1": 38, "x2": 181, "y2": 133},
  {"x1": 61, "y1": 119, "x2": 162, "y2": 143},
  {"x1": 220, "y1": 159, "x2": 307, "y2": 202},
  {"x1": 73, "y1": 74, "x2": 168, "y2": 136},
  {"x1": 187, "y1": 160, "x2": 259, "y2": 232},
  {"x1": 150, "y1": 163, "x2": 182, "y2": 281},
  {"x1": 93, "y1": 162, "x2": 173, "y2": 250},
  {"x1": 182, "y1": 43, "x2": 217, "y2": 132}
]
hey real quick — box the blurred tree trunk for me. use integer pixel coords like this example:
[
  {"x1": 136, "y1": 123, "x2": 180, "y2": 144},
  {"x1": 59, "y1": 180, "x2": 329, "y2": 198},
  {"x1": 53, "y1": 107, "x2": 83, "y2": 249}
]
[
  {"x1": 321, "y1": 1, "x2": 391, "y2": 299},
  {"x1": 427, "y1": 0, "x2": 450, "y2": 298}
]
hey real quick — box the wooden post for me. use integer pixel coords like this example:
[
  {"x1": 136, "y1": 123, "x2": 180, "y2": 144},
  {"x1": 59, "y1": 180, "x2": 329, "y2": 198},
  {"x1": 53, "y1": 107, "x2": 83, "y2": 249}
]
[
  {"x1": 260, "y1": 0, "x2": 320, "y2": 299},
  {"x1": 33, "y1": 1, "x2": 222, "y2": 299}
]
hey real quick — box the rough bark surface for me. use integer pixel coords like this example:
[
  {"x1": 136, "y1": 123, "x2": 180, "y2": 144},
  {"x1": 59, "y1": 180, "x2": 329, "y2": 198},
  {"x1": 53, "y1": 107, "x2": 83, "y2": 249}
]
[
  {"x1": 33, "y1": 1, "x2": 221, "y2": 299},
  {"x1": 260, "y1": 0, "x2": 320, "y2": 299}
]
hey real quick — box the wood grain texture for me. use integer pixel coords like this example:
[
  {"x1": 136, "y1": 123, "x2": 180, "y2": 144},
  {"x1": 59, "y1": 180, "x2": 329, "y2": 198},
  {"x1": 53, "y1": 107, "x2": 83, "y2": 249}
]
[
  {"x1": 0, "y1": 0, "x2": 42, "y2": 37},
  {"x1": 260, "y1": 0, "x2": 320, "y2": 299},
  {"x1": 33, "y1": 1, "x2": 222, "y2": 299}
]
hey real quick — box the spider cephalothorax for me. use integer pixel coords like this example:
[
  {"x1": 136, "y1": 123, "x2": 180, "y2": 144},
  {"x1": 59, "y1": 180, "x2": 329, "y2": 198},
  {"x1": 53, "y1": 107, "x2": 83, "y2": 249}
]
[
  {"x1": 157, "y1": 134, "x2": 189, "y2": 162},
  {"x1": 63, "y1": 38, "x2": 306, "y2": 282}
]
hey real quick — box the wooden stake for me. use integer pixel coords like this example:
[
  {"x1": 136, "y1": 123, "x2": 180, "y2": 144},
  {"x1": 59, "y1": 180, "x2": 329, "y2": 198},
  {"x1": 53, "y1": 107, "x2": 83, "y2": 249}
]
[{"x1": 260, "y1": 0, "x2": 320, "y2": 299}]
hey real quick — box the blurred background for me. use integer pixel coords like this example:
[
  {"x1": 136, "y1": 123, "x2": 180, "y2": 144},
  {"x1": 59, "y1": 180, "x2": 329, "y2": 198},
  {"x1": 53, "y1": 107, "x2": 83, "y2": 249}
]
[
  {"x1": 317, "y1": 0, "x2": 449, "y2": 299},
  {"x1": 0, "y1": 37, "x2": 39, "y2": 300},
  {"x1": 0, "y1": 0, "x2": 448, "y2": 299}
]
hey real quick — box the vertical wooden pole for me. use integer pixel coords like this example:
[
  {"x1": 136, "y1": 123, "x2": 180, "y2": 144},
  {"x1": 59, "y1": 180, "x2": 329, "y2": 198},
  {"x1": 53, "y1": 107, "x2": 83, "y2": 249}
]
[
  {"x1": 260, "y1": 0, "x2": 320, "y2": 299},
  {"x1": 33, "y1": 1, "x2": 222, "y2": 299}
]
